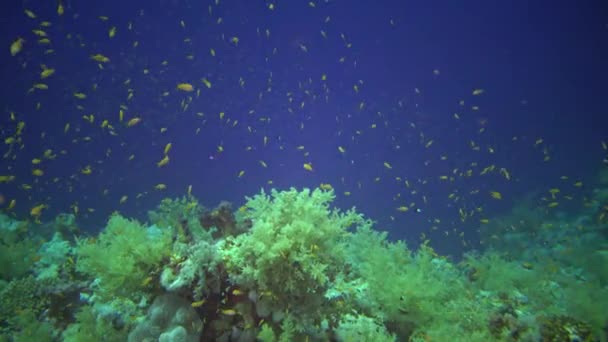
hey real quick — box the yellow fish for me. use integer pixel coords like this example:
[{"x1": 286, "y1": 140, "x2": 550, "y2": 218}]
[
  {"x1": 220, "y1": 308, "x2": 237, "y2": 316},
  {"x1": 489, "y1": 191, "x2": 502, "y2": 200},
  {"x1": 126, "y1": 117, "x2": 141, "y2": 127},
  {"x1": 40, "y1": 66, "x2": 55, "y2": 79},
  {"x1": 141, "y1": 276, "x2": 154, "y2": 287},
  {"x1": 30, "y1": 204, "x2": 47, "y2": 219},
  {"x1": 90, "y1": 54, "x2": 110, "y2": 63},
  {"x1": 237, "y1": 170, "x2": 245, "y2": 178},
  {"x1": 0, "y1": 175, "x2": 16, "y2": 183},
  {"x1": 24, "y1": 9, "x2": 37, "y2": 18},
  {"x1": 32, "y1": 169, "x2": 44, "y2": 176},
  {"x1": 177, "y1": 83, "x2": 194, "y2": 92},
  {"x1": 319, "y1": 183, "x2": 333, "y2": 191},
  {"x1": 303, "y1": 163, "x2": 314, "y2": 172},
  {"x1": 154, "y1": 184, "x2": 167, "y2": 190},
  {"x1": 164, "y1": 143, "x2": 172, "y2": 155},
  {"x1": 384, "y1": 162, "x2": 392, "y2": 169},
  {"x1": 396, "y1": 206, "x2": 409, "y2": 212},
  {"x1": 157, "y1": 155, "x2": 169, "y2": 167},
  {"x1": 191, "y1": 299, "x2": 206, "y2": 308}
]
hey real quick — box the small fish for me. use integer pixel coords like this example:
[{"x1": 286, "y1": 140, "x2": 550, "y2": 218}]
[
  {"x1": 489, "y1": 191, "x2": 502, "y2": 200},
  {"x1": 31, "y1": 83, "x2": 49, "y2": 91},
  {"x1": 303, "y1": 163, "x2": 314, "y2": 172},
  {"x1": 154, "y1": 184, "x2": 167, "y2": 190},
  {"x1": 521, "y1": 262, "x2": 533, "y2": 270},
  {"x1": 472, "y1": 89, "x2": 484, "y2": 95},
  {"x1": 90, "y1": 54, "x2": 110, "y2": 63},
  {"x1": 319, "y1": 183, "x2": 333, "y2": 191},
  {"x1": 32, "y1": 29, "x2": 47, "y2": 37},
  {"x1": 119, "y1": 195, "x2": 128, "y2": 204},
  {"x1": 164, "y1": 143, "x2": 172, "y2": 155},
  {"x1": 32, "y1": 169, "x2": 44, "y2": 176},
  {"x1": 157, "y1": 155, "x2": 169, "y2": 167},
  {"x1": 0, "y1": 175, "x2": 15, "y2": 183},
  {"x1": 396, "y1": 206, "x2": 409, "y2": 212},
  {"x1": 384, "y1": 162, "x2": 392, "y2": 169},
  {"x1": 30, "y1": 204, "x2": 47, "y2": 219},
  {"x1": 108, "y1": 26, "x2": 117, "y2": 38},
  {"x1": 40, "y1": 67, "x2": 55, "y2": 79},
  {"x1": 237, "y1": 170, "x2": 245, "y2": 178},
  {"x1": 220, "y1": 308, "x2": 237, "y2": 316},
  {"x1": 24, "y1": 9, "x2": 37, "y2": 18},
  {"x1": 177, "y1": 83, "x2": 194, "y2": 92},
  {"x1": 338, "y1": 146, "x2": 346, "y2": 153},
  {"x1": 11, "y1": 38, "x2": 25, "y2": 56},
  {"x1": 141, "y1": 276, "x2": 154, "y2": 287},
  {"x1": 191, "y1": 299, "x2": 206, "y2": 308},
  {"x1": 126, "y1": 117, "x2": 141, "y2": 127}
]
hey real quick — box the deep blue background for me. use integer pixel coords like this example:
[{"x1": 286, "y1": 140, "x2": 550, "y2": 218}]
[{"x1": 1, "y1": 0, "x2": 607, "y2": 256}]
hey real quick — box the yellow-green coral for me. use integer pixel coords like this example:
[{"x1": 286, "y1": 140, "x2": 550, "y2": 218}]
[
  {"x1": 220, "y1": 188, "x2": 365, "y2": 321},
  {"x1": 76, "y1": 213, "x2": 172, "y2": 299},
  {"x1": 0, "y1": 276, "x2": 48, "y2": 331}
]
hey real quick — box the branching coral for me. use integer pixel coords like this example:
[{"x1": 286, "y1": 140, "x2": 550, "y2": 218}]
[
  {"x1": 219, "y1": 188, "x2": 366, "y2": 327},
  {"x1": 0, "y1": 276, "x2": 49, "y2": 331},
  {"x1": 76, "y1": 213, "x2": 172, "y2": 300}
]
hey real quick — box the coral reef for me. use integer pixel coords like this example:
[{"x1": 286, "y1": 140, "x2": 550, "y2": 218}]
[
  {"x1": 1, "y1": 186, "x2": 607, "y2": 341},
  {"x1": 75, "y1": 213, "x2": 172, "y2": 300},
  {"x1": 128, "y1": 294, "x2": 203, "y2": 342}
]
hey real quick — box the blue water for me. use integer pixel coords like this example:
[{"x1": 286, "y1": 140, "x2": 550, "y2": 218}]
[{"x1": 1, "y1": 0, "x2": 606, "y2": 256}]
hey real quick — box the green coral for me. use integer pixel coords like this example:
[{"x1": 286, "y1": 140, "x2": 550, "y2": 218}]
[
  {"x1": 220, "y1": 188, "x2": 365, "y2": 325},
  {"x1": 62, "y1": 305, "x2": 128, "y2": 342},
  {"x1": 12, "y1": 310, "x2": 55, "y2": 342},
  {"x1": 335, "y1": 314, "x2": 396, "y2": 342},
  {"x1": 148, "y1": 196, "x2": 209, "y2": 242},
  {"x1": 0, "y1": 214, "x2": 36, "y2": 280},
  {"x1": 76, "y1": 213, "x2": 172, "y2": 299},
  {"x1": 0, "y1": 276, "x2": 49, "y2": 331},
  {"x1": 539, "y1": 315, "x2": 594, "y2": 341}
]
